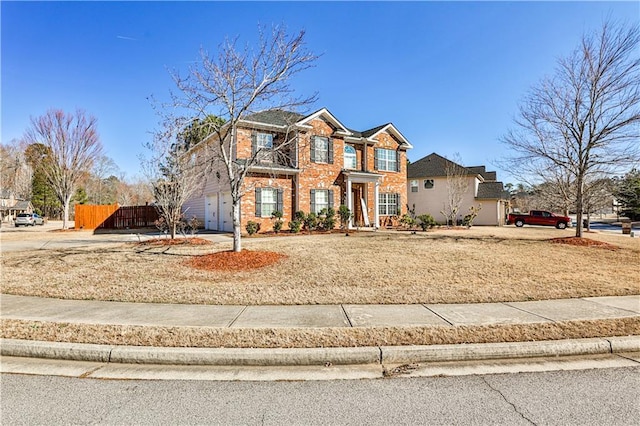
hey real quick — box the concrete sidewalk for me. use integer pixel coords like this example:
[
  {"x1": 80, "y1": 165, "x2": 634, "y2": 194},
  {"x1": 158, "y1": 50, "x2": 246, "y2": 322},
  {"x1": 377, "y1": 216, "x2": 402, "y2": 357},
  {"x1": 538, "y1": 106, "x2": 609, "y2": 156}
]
[
  {"x1": 1, "y1": 294, "x2": 638, "y2": 328},
  {"x1": 1, "y1": 294, "x2": 638, "y2": 369}
]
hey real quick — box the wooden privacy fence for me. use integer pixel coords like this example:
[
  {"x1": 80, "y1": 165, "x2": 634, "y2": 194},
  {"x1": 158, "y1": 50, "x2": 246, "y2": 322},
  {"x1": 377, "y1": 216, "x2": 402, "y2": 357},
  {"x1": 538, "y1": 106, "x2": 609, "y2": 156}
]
[{"x1": 75, "y1": 204, "x2": 159, "y2": 230}]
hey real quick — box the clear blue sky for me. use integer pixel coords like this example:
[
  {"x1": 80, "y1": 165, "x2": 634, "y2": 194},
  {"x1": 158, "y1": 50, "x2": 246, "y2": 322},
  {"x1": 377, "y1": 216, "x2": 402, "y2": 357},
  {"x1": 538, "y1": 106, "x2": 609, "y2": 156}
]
[{"x1": 2, "y1": 1, "x2": 638, "y2": 182}]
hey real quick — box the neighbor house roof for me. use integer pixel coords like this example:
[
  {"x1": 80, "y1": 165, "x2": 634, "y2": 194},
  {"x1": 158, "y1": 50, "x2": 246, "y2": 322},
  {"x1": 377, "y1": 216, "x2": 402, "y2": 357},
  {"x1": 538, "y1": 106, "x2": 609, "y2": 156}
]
[
  {"x1": 476, "y1": 182, "x2": 509, "y2": 200},
  {"x1": 407, "y1": 153, "x2": 476, "y2": 178}
]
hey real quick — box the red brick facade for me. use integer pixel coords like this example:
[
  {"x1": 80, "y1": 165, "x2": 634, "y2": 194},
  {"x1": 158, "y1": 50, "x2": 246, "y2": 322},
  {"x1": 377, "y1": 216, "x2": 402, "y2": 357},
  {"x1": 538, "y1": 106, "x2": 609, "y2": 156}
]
[{"x1": 201, "y1": 109, "x2": 411, "y2": 233}]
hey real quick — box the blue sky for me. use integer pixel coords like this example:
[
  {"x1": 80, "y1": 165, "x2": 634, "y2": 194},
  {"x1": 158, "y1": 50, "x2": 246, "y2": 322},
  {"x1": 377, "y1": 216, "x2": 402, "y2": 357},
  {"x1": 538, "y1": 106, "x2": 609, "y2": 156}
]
[{"x1": 2, "y1": 1, "x2": 638, "y2": 182}]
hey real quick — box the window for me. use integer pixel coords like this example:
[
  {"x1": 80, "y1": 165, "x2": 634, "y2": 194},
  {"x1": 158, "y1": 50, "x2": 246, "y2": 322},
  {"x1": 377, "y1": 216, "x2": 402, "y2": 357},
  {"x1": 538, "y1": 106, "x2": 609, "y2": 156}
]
[
  {"x1": 410, "y1": 180, "x2": 418, "y2": 192},
  {"x1": 378, "y1": 193, "x2": 399, "y2": 216},
  {"x1": 375, "y1": 148, "x2": 398, "y2": 172},
  {"x1": 344, "y1": 145, "x2": 357, "y2": 169},
  {"x1": 311, "y1": 136, "x2": 333, "y2": 164},
  {"x1": 310, "y1": 189, "x2": 334, "y2": 214},
  {"x1": 424, "y1": 179, "x2": 434, "y2": 189},
  {"x1": 256, "y1": 133, "x2": 273, "y2": 149},
  {"x1": 255, "y1": 188, "x2": 283, "y2": 217}
]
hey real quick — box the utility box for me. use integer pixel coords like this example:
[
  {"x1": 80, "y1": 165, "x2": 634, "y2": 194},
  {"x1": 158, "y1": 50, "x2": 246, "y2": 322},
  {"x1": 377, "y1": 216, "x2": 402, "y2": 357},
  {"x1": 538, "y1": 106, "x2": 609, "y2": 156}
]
[{"x1": 621, "y1": 220, "x2": 631, "y2": 235}]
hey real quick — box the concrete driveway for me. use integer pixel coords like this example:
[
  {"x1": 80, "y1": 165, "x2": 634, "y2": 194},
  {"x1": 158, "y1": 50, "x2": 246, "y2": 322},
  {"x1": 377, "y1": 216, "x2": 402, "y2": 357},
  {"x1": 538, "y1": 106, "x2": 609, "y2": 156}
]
[{"x1": 0, "y1": 221, "x2": 232, "y2": 252}]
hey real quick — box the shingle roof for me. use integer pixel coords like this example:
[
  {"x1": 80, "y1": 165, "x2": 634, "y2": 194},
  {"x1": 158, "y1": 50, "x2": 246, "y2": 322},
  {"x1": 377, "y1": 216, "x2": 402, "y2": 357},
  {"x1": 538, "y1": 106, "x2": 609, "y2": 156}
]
[
  {"x1": 476, "y1": 182, "x2": 508, "y2": 200},
  {"x1": 407, "y1": 153, "x2": 475, "y2": 178},
  {"x1": 243, "y1": 110, "x2": 305, "y2": 127}
]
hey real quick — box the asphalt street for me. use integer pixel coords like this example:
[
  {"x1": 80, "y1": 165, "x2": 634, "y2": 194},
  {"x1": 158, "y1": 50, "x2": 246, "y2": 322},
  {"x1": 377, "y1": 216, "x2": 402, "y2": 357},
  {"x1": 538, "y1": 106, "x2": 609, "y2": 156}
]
[{"x1": 2, "y1": 366, "x2": 639, "y2": 425}]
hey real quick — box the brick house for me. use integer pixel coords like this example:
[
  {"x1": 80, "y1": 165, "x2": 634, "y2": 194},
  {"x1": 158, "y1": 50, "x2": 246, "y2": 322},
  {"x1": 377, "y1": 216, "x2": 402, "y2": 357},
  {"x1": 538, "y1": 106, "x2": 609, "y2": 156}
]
[
  {"x1": 183, "y1": 108, "x2": 412, "y2": 232},
  {"x1": 407, "y1": 153, "x2": 510, "y2": 226}
]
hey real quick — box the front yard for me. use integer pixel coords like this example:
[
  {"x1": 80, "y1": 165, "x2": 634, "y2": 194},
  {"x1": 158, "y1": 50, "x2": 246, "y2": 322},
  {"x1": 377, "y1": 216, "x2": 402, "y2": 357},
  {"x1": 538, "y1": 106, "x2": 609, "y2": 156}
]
[{"x1": 2, "y1": 226, "x2": 638, "y2": 305}]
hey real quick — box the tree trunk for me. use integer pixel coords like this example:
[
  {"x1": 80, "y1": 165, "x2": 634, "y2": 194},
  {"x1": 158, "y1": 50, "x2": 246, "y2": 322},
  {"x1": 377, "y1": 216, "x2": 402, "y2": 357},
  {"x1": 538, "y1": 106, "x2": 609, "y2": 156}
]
[
  {"x1": 575, "y1": 177, "x2": 584, "y2": 238},
  {"x1": 62, "y1": 195, "x2": 72, "y2": 229},
  {"x1": 171, "y1": 221, "x2": 176, "y2": 239},
  {"x1": 232, "y1": 201, "x2": 242, "y2": 252}
]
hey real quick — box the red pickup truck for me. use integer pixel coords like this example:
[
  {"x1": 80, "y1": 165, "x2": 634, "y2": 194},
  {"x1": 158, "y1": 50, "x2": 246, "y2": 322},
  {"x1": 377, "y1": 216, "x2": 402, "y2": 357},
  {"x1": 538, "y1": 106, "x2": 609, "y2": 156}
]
[{"x1": 507, "y1": 210, "x2": 572, "y2": 229}]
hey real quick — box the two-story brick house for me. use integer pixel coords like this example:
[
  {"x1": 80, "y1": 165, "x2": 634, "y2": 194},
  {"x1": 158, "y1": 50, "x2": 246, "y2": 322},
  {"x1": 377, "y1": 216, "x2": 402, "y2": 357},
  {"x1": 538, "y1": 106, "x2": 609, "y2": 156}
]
[{"x1": 183, "y1": 108, "x2": 412, "y2": 232}]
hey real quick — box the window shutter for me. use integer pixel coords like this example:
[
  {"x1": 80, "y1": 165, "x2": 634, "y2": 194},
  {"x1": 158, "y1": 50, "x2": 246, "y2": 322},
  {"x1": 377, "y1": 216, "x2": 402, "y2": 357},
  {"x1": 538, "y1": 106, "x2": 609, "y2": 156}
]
[
  {"x1": 310, "y1": 189, "x2": 316, "y2": 213},
  {"x1": 310, "y1": 137, "x2": 316, "y2": 163},
  {"x1": 277, "y1": 189, "x2": 284, "y2": 214},
  {"x1": 251, "y1": 132, "x2": 257, "y2": 156},
  {"x1": 328, "y1": 138, "x2": 334, "y2": 164},
  {"x1": 396, "y1": 193, "x2": 401, "y2": 214},
  {"x1": 374, "y1": 148, "x2": 379, "y2": 170},
  {"x1": 328, "y1": 190, "x2": 334, "y2": 209},
  {"x1": 395, "y1": 151, "x2": 401, "y2": 172},
  {"x1": 255, "y1": 188, "x2": 262, "y2": 217}
]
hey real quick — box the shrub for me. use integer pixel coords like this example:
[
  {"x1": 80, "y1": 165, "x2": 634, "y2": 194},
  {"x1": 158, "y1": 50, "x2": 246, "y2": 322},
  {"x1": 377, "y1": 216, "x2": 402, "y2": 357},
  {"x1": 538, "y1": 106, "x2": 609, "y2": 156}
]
[
  {"x1": 416, "y1": 214, "x2": 436, "y2": 231},
  {"x1": 271, "y1": 210, "x2": 283, "y2": 234},
  {"x1": 399, "y1": 214, "x2": 415, "y2": 229},
  {"x1": 338, "y1": 205, "x2": 352, "y2": 230},
  {"x1": 245, "y1": 221, "x2": 260, "y2": 235},
  {"x1": 462, "y1": 205, "x2": 482, "y2": 228},
  {"x1": 288, "y1": 219, "x2": 302, "y2": 233},
  {"x1": 318, "y1": 207, "x2": 336, "y2": 231},
  {"x1": 303, "y1": 212, "x2": 318, "y2": 233}
]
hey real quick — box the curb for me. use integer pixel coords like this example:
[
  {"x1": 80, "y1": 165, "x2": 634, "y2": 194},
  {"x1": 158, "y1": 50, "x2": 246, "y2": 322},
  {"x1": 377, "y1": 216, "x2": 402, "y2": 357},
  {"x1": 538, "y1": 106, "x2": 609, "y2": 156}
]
[{"x1": 2, "y1": 336, "x2": 639, "y2": 366}]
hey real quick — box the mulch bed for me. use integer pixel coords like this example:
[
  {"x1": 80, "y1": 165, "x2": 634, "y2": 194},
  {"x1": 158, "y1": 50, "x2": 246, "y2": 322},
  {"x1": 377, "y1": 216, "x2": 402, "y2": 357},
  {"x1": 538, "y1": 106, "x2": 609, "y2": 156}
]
[
  {"x1": 186, "y1": 250, "x2": 288, "y2": 271},
  {"x1": 137, "y1": 237, "x2": 212, "y2": 246},
  {"x1": 550, "y1": 237, "x2": 618, "y2": 250}
]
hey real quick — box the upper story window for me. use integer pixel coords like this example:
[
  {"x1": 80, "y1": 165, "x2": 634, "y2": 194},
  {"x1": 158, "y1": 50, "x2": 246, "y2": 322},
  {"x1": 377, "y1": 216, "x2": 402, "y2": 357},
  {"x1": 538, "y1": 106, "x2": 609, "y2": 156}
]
[
  {"x1": 375, "y1": 148, "x2": 398, "y2": 172},
  {"x1": 344, "y1": 145, "x2": 357, "y2": 169},
  {"x1": 311, "y1": 136, "x2": 333, "y2": 164},
  {"x1": 256, "y1": 133, "x2": 273, "y2": 150},
  {"x1": 410, "y1": 180, "x2": 418, "y2": 192},
  {"x1": 424, "y1": 179, "x2": 434, "y2": 189}
]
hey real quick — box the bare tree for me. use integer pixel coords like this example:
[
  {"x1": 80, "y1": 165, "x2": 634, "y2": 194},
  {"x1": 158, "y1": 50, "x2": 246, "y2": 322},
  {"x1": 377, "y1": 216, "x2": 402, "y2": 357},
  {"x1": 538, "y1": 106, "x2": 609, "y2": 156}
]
[
  {"x1": 89, "y1": 155, "x2": 119, "y2": 204},
  {"x1": 164, "y1": 24, "x2": 318, "y2": 251},
  {"x1": 502, "y1": 21, "x2": 640, "y2": 237},
  {"x1": 0, "y1": 140, "x2": 33, "y2": 201},
  {"x1": 23, "y1": 109, "x2": 103, "y2": 229},
  {"x1": 440, "y1": 154, "x2": 469, "y2": 227},
  {"x1": 142, "y1": 117, "x2": 211, "y2": 239}
]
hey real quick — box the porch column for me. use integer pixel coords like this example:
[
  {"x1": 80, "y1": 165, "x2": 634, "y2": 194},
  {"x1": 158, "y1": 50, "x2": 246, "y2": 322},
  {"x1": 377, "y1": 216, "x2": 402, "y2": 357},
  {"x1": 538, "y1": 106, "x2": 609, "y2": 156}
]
[
  {"x1": 346, "y1": 178, "x2": 353, "y2": 229},
  {"x1": 374, "y1": 181, "x2": 380, "y2": 228}
]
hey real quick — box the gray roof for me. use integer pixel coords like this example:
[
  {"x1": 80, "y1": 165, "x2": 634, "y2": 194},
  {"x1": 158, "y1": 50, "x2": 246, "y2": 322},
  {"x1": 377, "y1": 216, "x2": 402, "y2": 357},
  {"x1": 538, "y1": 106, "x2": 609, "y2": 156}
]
[
  {"x1": 468, "y1": 166, "x2": 497, "y2": 181},
  {"x1": 243, "y1": 110, "x2": 305, "y2": 127},
  {"x1": 476, "y1": 182, "x2": 508, "y2": 200},
  {"x1": 245, "y1": 109, "x2": 399, "y2": 143},
  {"x1": 407, "y1": 153, "x2": 475, "y2": 178}
]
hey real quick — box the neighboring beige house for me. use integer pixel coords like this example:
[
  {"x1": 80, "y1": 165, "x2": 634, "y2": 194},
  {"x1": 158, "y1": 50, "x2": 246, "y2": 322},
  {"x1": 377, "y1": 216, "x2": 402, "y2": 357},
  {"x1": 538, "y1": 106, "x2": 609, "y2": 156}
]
[
  {"x1": 407, "y1": 153, "x2": 509, "y2": 226},
  {"x1": 183, "y1": 108, "x2": 413, "y2": 232},
  {"x1": 0, "y1": 190, "x2": 34, "y2": 224}
]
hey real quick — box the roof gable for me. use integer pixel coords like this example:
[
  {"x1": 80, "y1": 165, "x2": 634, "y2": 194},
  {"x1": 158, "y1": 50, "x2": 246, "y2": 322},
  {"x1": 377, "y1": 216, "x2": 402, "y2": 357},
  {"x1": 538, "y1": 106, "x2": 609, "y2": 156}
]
[
  {"x1": 361, "y1": 123, "x2": 413, "y2": 149},
  {"x1": 295, "y1": 108, "x2": 351, "y2": 135}
]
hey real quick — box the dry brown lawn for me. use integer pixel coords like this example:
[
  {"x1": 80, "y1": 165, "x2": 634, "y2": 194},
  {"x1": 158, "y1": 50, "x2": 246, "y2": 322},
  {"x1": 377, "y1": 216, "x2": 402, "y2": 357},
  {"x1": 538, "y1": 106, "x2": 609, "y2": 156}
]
[{"x1": 2, "y1": 226, "x2": 638, "y2": 305}]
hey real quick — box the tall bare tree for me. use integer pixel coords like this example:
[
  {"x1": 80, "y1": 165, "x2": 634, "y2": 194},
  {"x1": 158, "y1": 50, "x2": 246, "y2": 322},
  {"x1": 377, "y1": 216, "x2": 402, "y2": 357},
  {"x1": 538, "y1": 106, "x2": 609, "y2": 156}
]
[
  {"x1": 502, "y1": 21, "x2": 640, "y2": 237},
  {"x1": 164, "y1": 24, "x2": 318, "y2": 251},
  {"x1": 23, "y1": 109, "x2": 103, "y2": 229},
  {"x1": 440, "y1": 154, "x2": 469, "y2": 227}
]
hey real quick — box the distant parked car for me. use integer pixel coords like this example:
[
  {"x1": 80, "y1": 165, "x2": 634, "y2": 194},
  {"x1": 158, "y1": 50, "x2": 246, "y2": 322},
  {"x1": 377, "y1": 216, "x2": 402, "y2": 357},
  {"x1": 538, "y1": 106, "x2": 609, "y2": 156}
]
[{"x1": 15, "y1": 213, "x2": 44, "y2": 227}]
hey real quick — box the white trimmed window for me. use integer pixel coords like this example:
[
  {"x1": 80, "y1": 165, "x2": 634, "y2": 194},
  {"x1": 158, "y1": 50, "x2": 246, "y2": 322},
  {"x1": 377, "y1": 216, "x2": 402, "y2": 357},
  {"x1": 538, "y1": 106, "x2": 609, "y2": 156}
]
[
  {"x1": 255, "y1": 188, "x2": 283, "y2": 217},
  {"x1": 378, "y1": 193, "x2": 399, "y2": 216},
  {"x1": 310, "y1": 189, "x2": 334, "y2": 214},
  {"x1": 312, "y1": 136, "x2": 331, "y2": 163},
  {"x1": 410, "y1": 180, "x2": 418, "y2": 192},
  {"x1": 257, "y1": 133, "x2": 273, "y2": 149},
  {"x1": 344, "y1": 145, "x2": 357, "y2": 169},
  {"x1": 375, "y1": 148, "x2": 398, "y2": 172}
]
